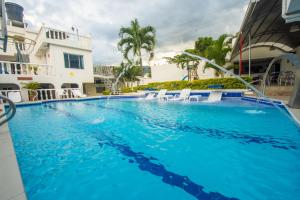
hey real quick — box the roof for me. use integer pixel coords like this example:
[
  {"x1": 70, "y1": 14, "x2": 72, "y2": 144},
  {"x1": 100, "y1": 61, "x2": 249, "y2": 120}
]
[{"x1": 231, "y1": 0, "x2": 300, "y2": 60}]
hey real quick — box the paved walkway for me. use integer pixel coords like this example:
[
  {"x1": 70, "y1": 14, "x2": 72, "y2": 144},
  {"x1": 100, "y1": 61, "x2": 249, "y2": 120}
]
[{"x1": 0, "y1": 105, "x2": 27, "y2": 200}]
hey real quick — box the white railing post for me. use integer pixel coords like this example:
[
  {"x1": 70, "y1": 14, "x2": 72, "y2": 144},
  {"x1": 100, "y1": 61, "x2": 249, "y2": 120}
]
[
  {"x1": 0, "y1": 63, "x2": 3, "y2": 74},
  {"x1": 49, "y1": 90, "x2": 53, "y2": 99},
  {"x1": 8, "y1": 63, "x2": 12, "y2": 74},
  {"x1": 0, "y1": 61, "x2": 53, "y2": 76}
]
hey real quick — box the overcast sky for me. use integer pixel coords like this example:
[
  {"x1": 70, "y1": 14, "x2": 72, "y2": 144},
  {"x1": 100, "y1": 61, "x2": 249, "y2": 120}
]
[{"x1": 14, "y1": 0, "x2": 249, "y2": 65}]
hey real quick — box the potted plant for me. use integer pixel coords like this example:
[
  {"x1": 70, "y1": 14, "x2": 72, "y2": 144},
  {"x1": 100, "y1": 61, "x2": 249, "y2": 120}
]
[{"x1": 22, "y1": 82, "x2": 41, "y2": 101}]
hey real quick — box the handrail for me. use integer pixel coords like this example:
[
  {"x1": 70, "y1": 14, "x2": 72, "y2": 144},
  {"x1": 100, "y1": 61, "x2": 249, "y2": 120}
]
[
  {"x1": 42, "y1": 26, "x2": 91, "y2": 38},
  {"x1": 0, "y1": 94, "x2": 16, "y2": 126},
  {"x1": 182, "y1": 51, "x2": 300, "y2": 127},
  {"x1": 262, "y1": 53, "x2": 300, "y2": 95},
  {"x1": 0, "y1": 60, "x2": 52, "y2": 67},
  {"x1": 182, "y1": 51, "x2": 266, "y2": 98}
]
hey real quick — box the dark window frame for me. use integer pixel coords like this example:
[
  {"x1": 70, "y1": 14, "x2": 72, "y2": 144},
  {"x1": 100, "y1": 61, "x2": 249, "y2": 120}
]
[{"x1": 63, "y1": 53, "x2": 84, "y2": 69}]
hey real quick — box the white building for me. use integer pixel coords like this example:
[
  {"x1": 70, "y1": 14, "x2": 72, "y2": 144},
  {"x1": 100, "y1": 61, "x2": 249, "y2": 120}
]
[
  {"x1": 137, "y1": 57, "x2": 216, "y2": 85},
  {"x1": 0, "y1": 2, "x2": 94, "y2": 100}
]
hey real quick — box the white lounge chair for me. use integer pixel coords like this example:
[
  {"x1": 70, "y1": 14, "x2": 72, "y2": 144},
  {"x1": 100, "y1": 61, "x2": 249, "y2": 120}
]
[
  {"x1": 156, "y1": 89, "x2": 168, "y2": 100},
  {"x1": 7, "y1": 91, "x2": 22, "y2": 103},
  {"x1": 145, "y1": 92, "x2": 156, "y2": 100},
  {"x1": 57, "y1": 89, "x2": 67, "y2": 99},
  {"x1": 205, "y1": 91, "x2": 222, "y2": 102},
  {"x1": 72, "y1": 89, "x2": 87, "y2": 98},
  {"x1": 189, "y1": 95, "x2": 202, "y2": 102},
  {"x1": 165, "y1": 89, "x2": 191, "y2": 101},
  {"x1": 145, "y1": 89, "x2": 172, "y2": 100}
]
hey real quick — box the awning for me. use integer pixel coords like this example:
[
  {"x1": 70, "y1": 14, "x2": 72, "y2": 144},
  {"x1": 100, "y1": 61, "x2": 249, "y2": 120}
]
[{"x1": 231, "y1": 0, "x2": 300, "y2": 60}]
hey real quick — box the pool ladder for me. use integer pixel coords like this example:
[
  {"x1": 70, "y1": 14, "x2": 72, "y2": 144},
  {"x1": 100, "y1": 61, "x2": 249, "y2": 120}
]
[{"x1": 0, "y1": 94, "x2": 16, "y2": 126}]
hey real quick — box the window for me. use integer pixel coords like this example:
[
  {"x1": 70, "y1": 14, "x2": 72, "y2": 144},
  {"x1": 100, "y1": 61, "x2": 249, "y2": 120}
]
[
  {"x1": 64, "y1": 53, "x2": 84, "y2": 69},
  {"x1": 96, "y1": 86, "x2": 105, "y2": 93}
]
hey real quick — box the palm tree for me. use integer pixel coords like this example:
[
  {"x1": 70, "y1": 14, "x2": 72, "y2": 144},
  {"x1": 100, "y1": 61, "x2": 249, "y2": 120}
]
[
  {"x1": 203, "y1": 34, "x2": 232, "y2": 77},
  {"x1": 113, "y1": 62, "x2": 142, "y2": 88},
  {"x1": 118, "y1": 19, "x2": 156, "y2": 69}
]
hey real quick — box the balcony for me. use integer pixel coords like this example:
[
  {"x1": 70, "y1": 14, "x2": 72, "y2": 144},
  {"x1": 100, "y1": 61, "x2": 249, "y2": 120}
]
[
  {"x1": 0, "y1": 61, "x2": 54, "y2": 82},
  {"x1": 34, "y1": 27, "x2": 92, "y2": 56}
]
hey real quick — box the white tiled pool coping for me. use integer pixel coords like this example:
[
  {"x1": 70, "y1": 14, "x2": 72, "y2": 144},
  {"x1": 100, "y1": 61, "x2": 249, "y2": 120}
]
[{"x1": 0, "y1": 105, "x2": 27, "y2": 200}]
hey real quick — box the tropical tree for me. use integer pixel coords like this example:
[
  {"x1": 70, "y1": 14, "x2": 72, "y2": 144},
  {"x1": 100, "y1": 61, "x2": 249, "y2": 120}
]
[
  {"x1": 165, "y1": 49, "x2": 200, "y2": 81},
  {"x1": 194, "y1": 37, "x2": 214, "y2": 56},
  {"x1": 113, "y1": 62, "x2": 142, "y2": 88},
  {"x1": 118, "y1": 19, "x2": 156, "y2": 69},
  {"x1": 203, "y1": 34, "x2": 232, "y2": 77}
]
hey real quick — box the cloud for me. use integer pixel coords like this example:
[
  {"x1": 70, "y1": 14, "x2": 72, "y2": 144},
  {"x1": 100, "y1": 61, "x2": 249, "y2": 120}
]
[{"x1": 13, "y1": 0, "x2": 248, "y2": 65}]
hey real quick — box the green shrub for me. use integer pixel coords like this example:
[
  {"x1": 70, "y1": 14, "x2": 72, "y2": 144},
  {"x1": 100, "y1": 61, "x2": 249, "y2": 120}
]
[
  {"x1": 102, "y1": 90, "x2": 111, "y2": 95},
  {"x1": 121, "y1": 87, "x2": 138, "y2": 93},
  {"x1": 122, "y1": 77, "x2": 252, "y2": 93}
]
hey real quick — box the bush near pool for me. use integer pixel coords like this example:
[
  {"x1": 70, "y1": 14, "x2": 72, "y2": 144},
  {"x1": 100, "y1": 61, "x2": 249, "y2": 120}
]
[{"x1": 121, "y1": 77, "x2": 252, "y2": 93}]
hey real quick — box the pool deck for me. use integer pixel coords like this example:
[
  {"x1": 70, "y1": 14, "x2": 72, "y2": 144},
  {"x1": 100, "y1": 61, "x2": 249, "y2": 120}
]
[
  {"x1": 0, "y1": 105, "x2": 27, "y2": 200},
  {"x1": 0, "y1": 94, "x2": 299, "y2": 200},
  {"x1": 290, "y1": 108, "x2": 300, "y2": 123}
]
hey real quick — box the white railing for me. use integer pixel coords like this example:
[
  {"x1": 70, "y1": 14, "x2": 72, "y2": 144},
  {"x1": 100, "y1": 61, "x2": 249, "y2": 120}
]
[
  {"x1": 0, "y1": 94, "x2": 16, "y2": 126},
  {"x1": 0, "y1": 90, "x2": 21, "y2": 99},
  {"x1": 34, "y1": 26, "x2": 91, "y2": 53},
  {"x1": 43, "y1": 26, "x2": 91, "y2": 42},
  {"x1": 0, "y1": 61, "x2": 53, "y2": 76},
  {"x1": 0, "y1": 88, "x2": 81, "y2": 102},
  {"x1": 36, "y1": 88, "x2": 76, "y2": 100}
]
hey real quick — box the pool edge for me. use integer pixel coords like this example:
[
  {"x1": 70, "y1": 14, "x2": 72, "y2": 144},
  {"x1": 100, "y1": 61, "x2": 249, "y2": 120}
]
[{"x1": 0, "y1": 105, "x2": 27, "y2": 200}]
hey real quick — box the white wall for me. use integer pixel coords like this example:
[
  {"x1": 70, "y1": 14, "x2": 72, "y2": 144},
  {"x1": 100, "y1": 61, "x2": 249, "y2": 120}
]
[
  {"x1": 0, "y1": 25, "x2": 94, "y2": 91},
  {"x1": 146, "y1": 62, "x2": 215, "y2": 84},
  {"x1": 150, "y1": 64, "x2": 186, "y2": 82},
  {"x1": 49, "y1": 45, "x2": 94, "y2": 89}
]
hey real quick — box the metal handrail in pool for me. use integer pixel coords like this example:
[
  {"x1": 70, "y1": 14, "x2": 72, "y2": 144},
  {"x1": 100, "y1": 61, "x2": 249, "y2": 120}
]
[{"x1": 0, "y1": 94, "x2": 16, "y2": 126}]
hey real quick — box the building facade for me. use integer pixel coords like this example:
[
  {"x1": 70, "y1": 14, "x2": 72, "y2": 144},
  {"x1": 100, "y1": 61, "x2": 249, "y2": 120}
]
[{"x1": 0, "y1": 2, "x2": 94, "y2": 99}]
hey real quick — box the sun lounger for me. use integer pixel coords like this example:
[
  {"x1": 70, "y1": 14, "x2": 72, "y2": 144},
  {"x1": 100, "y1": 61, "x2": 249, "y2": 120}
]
[
  {"x1": 7, "y1": 91, "x2": 22, "y2": 103},
  {"x1": 189, "y1": 95, "x2": 202, "y2": 101},
  {"x1": 165, "y1": 89, "x2": 191, "y2": 101},
  {"x1": 145, "y1": 92, "x2": 156, "y2": 100},
  {"x1": 206, "y1": 91, "x2": 222, "y2": 102},
  {"x1": 72, "y1": 89, "x2": 87, "y2": 98},
  {"x1": 145, "y1": 89, "x2": 172, "y2": 100},
  {"x1": 57, "y1": 89, "x2": 67, "y2": 99},
  {"x1": 156, "y1": 89, "x2": 170, "y2": 100}
]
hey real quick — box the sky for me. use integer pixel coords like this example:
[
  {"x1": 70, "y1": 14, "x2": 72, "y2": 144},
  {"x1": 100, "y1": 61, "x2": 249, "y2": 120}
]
[{"x1": 14, "y1": 0, "x2": 249, "y2": 65}]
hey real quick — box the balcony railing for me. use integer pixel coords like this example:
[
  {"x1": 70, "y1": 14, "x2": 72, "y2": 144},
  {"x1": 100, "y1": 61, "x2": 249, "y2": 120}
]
[
  {"x1": 0, "y1": 88, "x2": 81, "y2": 102},
  {"x1": 34, "y1": 27, "x2": 91, "y2": 55},
  {"x1": 0, "y1": 61, "x2": 53, "y2": 76}
]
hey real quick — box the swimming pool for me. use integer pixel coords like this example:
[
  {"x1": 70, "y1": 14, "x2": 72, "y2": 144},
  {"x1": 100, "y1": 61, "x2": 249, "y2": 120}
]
[{"x1": 8, "y1": 98, "x2": 300, "y2": 200}]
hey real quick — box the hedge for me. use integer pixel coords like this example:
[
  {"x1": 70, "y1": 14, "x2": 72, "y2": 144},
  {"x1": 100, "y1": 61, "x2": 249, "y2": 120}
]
[{"x1": 121, "y1": 77, "x2": 252, "y2": 93}]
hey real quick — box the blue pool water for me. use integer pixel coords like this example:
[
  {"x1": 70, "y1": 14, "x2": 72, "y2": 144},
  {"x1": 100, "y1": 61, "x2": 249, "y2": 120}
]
[{"x1": 8, "y1": 98, "x2": 300, "y2": 200}]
